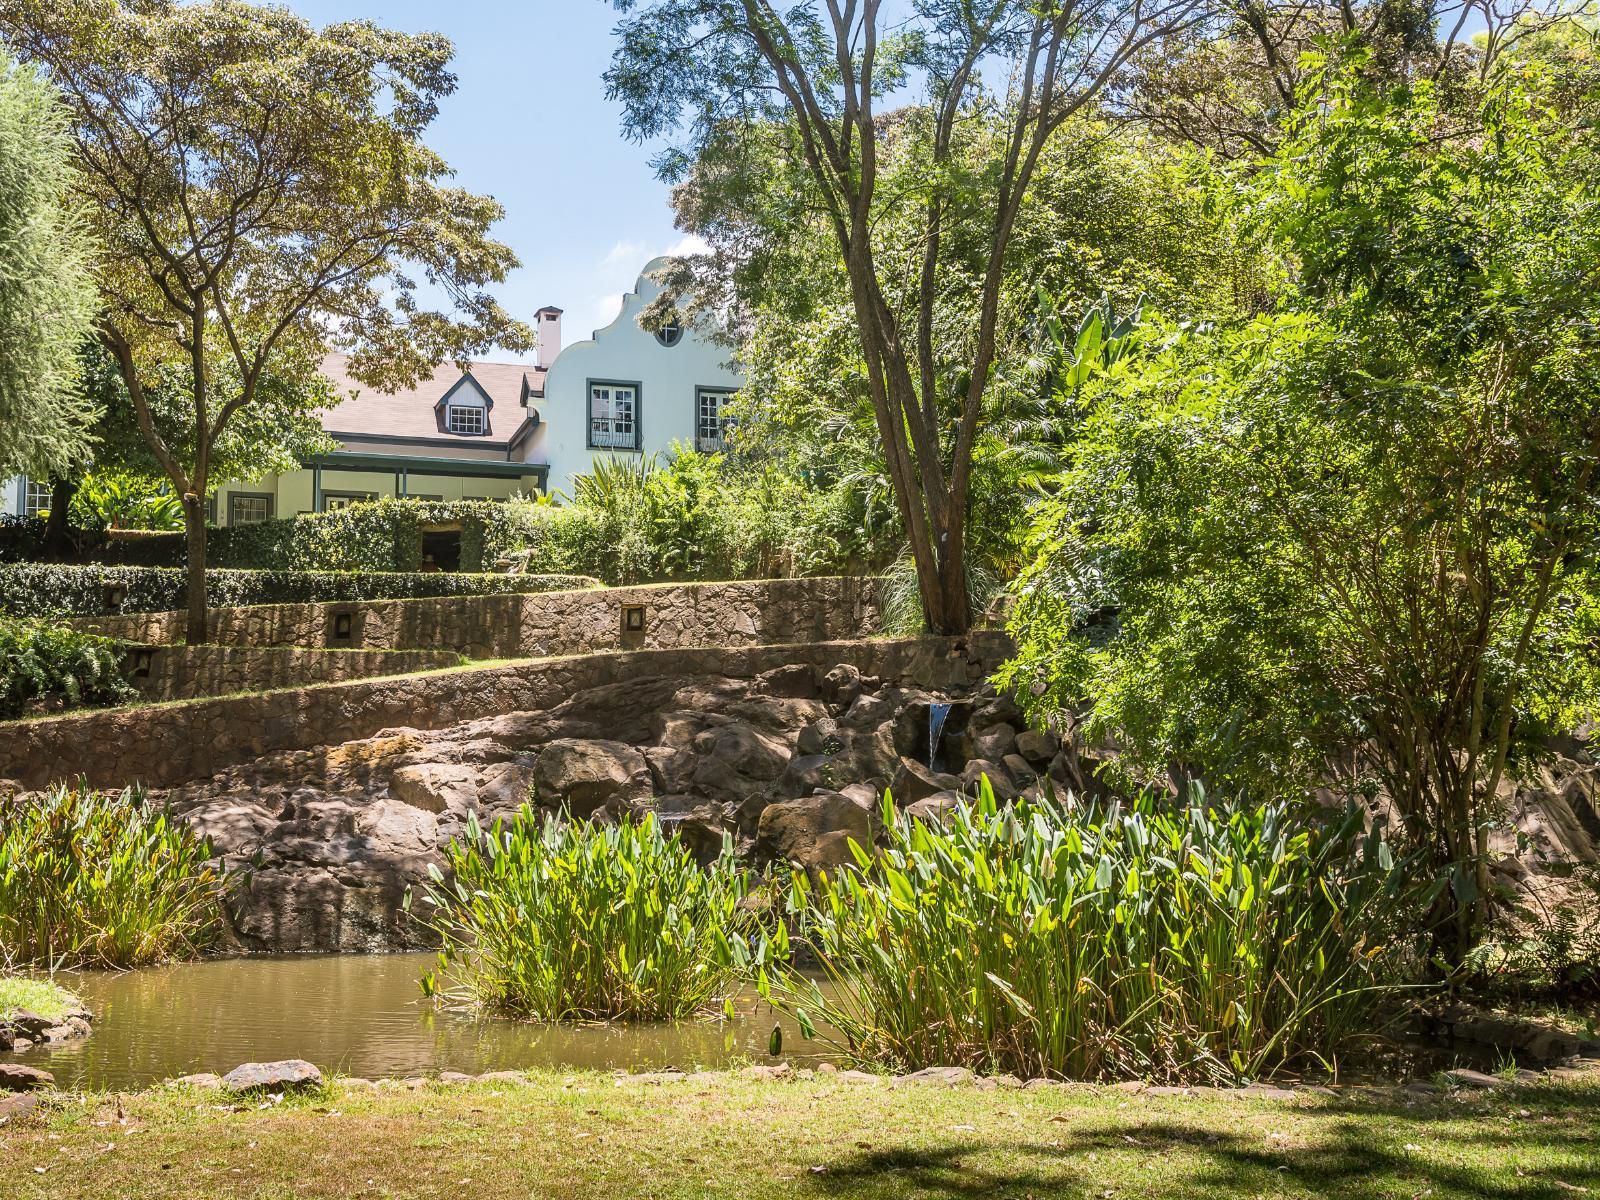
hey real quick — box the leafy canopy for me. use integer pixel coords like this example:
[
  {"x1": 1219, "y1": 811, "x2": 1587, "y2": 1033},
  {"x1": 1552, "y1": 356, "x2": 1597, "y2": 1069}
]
[
  {"x1": 0, "y1": 52, "x2": 98, "y2": 480},
  {"x1": 1002, "y1": 54, "x2": 1600, "y2": 951}
]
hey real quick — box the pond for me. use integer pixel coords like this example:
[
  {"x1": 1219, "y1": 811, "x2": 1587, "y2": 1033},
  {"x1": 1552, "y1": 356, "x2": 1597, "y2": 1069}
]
[{"x1": 33, "y1": 953, "x2": 824, "y2": 1092}]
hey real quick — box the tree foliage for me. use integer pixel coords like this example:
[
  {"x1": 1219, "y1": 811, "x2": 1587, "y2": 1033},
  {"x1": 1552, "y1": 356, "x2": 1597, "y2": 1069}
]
[
  {"x1": 1003, "y1": 54, "x2": 1600, "y2": 957},
  {"x1": 603, "y1": 0, "x2": 1211, "y2": 633},
  {"x1": 0, "y1": 0, "x2": 532, "y2": 641},
  {"x1": 0, "y1": 51, "x2": 98, "y2": 481}
]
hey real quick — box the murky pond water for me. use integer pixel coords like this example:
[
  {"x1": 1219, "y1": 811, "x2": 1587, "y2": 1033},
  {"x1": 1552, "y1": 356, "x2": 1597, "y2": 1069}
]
[{"x1": 32, "y1": 954, "x2": 825, "y2": 1092}]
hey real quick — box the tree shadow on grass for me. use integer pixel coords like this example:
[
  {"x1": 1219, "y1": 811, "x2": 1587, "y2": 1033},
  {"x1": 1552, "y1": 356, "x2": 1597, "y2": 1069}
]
[{"x1": 801, "y1": 1084, "x2": 1600, "y2": 1199}]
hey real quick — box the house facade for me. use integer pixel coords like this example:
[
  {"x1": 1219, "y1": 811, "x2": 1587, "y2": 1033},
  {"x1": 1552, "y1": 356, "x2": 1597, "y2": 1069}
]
[
  {"x1": 5, "y1": 259, "x2": 744, "y2": 526},
  {"x1": 516, "y1": 256, "x2": 744, "y2": 497}
]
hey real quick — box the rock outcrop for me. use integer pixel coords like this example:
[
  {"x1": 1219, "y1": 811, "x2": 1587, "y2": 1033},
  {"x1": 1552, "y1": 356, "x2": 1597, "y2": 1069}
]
[{"x1": 117, "y1": 651, "x2": 1071, "y2": 952}]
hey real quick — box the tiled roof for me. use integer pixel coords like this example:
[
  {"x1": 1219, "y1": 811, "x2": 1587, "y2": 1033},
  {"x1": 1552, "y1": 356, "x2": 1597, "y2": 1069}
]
[{"x1": 318, "y1": 352, "x2": 543, "y2": 443}]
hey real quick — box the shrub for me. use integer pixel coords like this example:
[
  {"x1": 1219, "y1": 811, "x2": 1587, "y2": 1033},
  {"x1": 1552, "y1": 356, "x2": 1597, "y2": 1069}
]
[
  {"x1": 0, "y1": 563, "x2": 595, "y2": 618},
  {"x1": 759, "y1": 783, "x2": 1426, "y2": 1083},
  {"x1": 0, "y1": 614, "x2": 132, "y2": 717},
  {"x1": 416, "y1": 808, "x2": 758, "y2": 1021},
  {"x1": 0, "y1": 513, "x2": 187, "y2": 566},
  {"x1": 209, "y1": 498, "x2": 545, "y2": 573},
  {"x1": 0, "y1": 782, "x2": 228, "y2": 969}
]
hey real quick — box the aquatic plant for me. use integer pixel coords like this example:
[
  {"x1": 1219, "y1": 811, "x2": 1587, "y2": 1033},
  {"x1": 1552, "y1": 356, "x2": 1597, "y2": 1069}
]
[
  {"x1": 0, "y1": 782, "x2": 228, "y2": 969},
  {"x1": 759, "y1": 781, "x2": 1428, "y2": 1083},
  {"x1": 417, "y1": 808, "x2": 759, "y2": 1021}
]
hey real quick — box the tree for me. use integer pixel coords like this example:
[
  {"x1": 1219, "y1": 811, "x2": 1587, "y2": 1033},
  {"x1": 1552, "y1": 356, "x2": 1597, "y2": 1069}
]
[
  {"x1": 0, "y1": 0, "x2": 532, "y2": 643},
  {"x1": 602, "y1": 0, "x2": 1210, "y2": 634},
  {"x1": 706, "y1": 112, "x2": 1256, "y2": 594},
  {"x1": 1002, "y1": 56, "x2": 1600, "y2": 960},
  {"x1": 1130, "y1": 0, "x2": 1567, "y2": 159},
  {"x1": 0, "y1": 51, "x2": 99, "y2": 483}
]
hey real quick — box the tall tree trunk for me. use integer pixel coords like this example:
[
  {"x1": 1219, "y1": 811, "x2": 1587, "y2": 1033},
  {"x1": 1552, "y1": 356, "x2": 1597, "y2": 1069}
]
[
  {"x1": 933, "y1": 494, "x2": 972, "y2": 636},
  {"x1": 183, "y1": 495, "x2": 208, "y2": 646},
  {"x1": 43, "y1": 475, "x2": 78, "y2": 561}
]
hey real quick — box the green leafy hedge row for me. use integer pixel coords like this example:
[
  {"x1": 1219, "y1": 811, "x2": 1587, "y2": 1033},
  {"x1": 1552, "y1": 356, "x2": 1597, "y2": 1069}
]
[
  {"x1": 0, "y1": 564, "x2": 596, "y2": 619},
  {"x1": 208, "y1": 499, "x2": 541, "y2": 573},
  {"x1": 0, "y1": 615, "x2": 134, "y2": 718},
  {"x1": 0, "y1": 515, "x2": 186, "y2": 566}
]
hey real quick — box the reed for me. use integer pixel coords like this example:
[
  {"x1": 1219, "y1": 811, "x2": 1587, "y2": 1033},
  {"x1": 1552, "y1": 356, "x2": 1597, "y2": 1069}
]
[
  {"x1": 0, "y1": 782, "x2": 227, "y2": 969},
  {"x1": 417, "y1": 808, "x2": 758, "y2": 1021},
  {"x1": 760, "y1": 782, "x2": 1425, "y2": 1082}
]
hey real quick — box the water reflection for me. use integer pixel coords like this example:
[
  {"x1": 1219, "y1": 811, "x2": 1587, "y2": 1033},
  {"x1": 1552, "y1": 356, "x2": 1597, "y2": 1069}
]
[{"x1": 32, "y1": 954, "x2": 826, "y2": 1091}]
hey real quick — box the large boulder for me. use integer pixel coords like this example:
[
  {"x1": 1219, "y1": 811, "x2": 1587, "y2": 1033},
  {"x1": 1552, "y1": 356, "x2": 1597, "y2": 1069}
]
[
  {"x1": 963, "y1": 722, "x2": 1018, "y2": 765},
  {"x1": 0, "y1": 1064, "x2": 52, "y2": 1092},
  {"x1": 1014, "y1": 730, "x2": 1061, "y2": 768},
  {"x1": 530, "y1": 739, "x2": 652, "y2": 818},
  {"x1": 960, "y1": 759, "x2": 1020, "y2": 802},
  {"x1": 757, "y1": 791, "x2": 873, "y2": 869},
  {"x1": 221, "y1": 1060, "x2": 324, "y2": 1093},
  {"x1": 890, "y1": 757, "x2": 961, "y2": 804}
]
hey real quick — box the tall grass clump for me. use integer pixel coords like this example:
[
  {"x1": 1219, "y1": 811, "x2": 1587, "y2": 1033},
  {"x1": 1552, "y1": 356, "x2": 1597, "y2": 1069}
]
[
  {"x1": 760, "y1": 782, "x2": 1426, "y2": 1083},
  {"x1": 0, "y1": 782, "x2": 227, "y2": 969},
  {"x1": 417, "y1": 808, "x2": 759, "y2": 1021}
]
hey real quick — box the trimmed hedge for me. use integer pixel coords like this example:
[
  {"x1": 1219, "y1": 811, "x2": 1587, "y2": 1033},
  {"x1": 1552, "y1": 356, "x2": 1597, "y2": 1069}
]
[
  {"x1": 0, "y1": 615, "x2": 134, "y2": 718},
  {"x1": 0, "y1": 515, "x2": 186, "y2": 566},
  {"x1": 0, "y1": 564, "x2": 597, "y2": 619},
  {"x1": 210, "y1": 499, "x2": 542, "y2": 573}
]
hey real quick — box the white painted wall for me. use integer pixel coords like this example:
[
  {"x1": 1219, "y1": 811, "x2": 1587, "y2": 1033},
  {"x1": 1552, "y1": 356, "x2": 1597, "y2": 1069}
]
[
  {"x1": 1, "y1": 476, "x2": 21, "y2": 516},
  {"x1": 522, "y1": 257, "x2": 744, "y2": 497}
]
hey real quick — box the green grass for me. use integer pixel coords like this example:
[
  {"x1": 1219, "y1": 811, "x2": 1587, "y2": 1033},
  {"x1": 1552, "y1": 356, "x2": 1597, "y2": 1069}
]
[
  {"x1": 0, "y1": 975, "x2": 78, "y2": 1021},
  {"x1": 1, "y1": 1069, "x2": 1596, "y2": 1198}
]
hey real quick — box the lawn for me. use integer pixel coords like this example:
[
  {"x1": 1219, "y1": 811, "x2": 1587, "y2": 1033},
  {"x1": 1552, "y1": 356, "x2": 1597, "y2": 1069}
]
[
  {"x1": 2, "y1": 1068, "x2": 1597, "y2": 1199},
  {"x1": 0, "y1": 976, "x2": 78, "y2": 1022}
]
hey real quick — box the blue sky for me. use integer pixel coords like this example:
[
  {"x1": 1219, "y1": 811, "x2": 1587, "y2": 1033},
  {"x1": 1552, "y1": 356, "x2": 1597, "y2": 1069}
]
[{"x1": 294, "y1": 0, "x2": 701, "y2": 360}]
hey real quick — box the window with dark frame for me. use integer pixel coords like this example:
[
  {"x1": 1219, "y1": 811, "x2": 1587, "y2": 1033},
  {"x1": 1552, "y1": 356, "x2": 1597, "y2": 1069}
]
[
  {"x1": 321, "y1": 491, "x2": 378, "y2": 512},
  {"x1": 696, "y1": 389, "x2": 734, "y2": 453},
  {"x1": 447, "y1": 404, "x2": 485, "y2": 435},
  {"x1": 589, "y1": 382, "x2": 640, "y2": 450},
  {"x1": 228, "y1": 494, "x2": 273, "y2": 525}
]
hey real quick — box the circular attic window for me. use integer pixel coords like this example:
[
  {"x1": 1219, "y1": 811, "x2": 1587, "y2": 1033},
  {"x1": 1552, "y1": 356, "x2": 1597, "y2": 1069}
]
[{"x1": 654, "y1": 318, "x2": 684, "y2": 348}]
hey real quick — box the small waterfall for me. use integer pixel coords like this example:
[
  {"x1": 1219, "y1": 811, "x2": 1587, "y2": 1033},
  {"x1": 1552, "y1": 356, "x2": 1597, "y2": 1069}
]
[{"x1": 927, "y1": 702, "x2": 952, "y2": 770}]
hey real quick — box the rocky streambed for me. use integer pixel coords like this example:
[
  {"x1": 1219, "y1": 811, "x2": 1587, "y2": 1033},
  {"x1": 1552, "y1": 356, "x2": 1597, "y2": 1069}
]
[
  {"x1": 154, "y1": 655, "x2": 1098, "y2": 952},
  {"x1": 110, "y1": 643, "x2": 1600, "y2": 954}
]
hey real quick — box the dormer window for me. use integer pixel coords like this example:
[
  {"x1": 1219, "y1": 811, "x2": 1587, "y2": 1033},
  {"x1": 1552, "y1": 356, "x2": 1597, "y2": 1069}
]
[{"x1": 447, "y1": 404, "x2": 485, "y2": 435}]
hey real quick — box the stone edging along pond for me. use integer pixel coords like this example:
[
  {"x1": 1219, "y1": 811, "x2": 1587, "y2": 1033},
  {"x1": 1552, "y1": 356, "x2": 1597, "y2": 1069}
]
[{"x1": 0, "y1": 632, "x2": 1012, "y2": 792}]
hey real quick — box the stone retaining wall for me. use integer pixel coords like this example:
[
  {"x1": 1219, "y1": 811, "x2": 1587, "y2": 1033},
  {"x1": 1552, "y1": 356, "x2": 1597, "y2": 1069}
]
[
  {"x1": 70, "y1": 576, "x2": 883, "y2": 659},
  {"x1": 0, "y1": 633, "x2": 1011, "y2": 792},
  {"x1": 127, "y1": 645, "x2": 461, "y2": 702}
]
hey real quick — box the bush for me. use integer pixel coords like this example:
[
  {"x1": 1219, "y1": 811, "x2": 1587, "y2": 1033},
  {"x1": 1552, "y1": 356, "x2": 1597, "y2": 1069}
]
[
  {"x1": 0, "y1": 614, "x2": 132, "y2": 717},
  {"x1": 759, "y1": 784, "x2": 1426, "y2": 1083},
  {"x1": 210, "y1": 498, "x2": 546, "y2": 573},
  {"x1": 0, "y1": 563, "x2": 595, "y2": 618},
  {"x1": 416, "y1": 808, "x2": 758, "y2": 1021},
  {"x1": 0, "y1": 513, "x2": 187, "y2": 566},
  {"x1": 0, "y1": 782, "x2": 228, "y2": 969},
  {"x1": 514, "y1": 450, "x2": 807, "y2": 585}
]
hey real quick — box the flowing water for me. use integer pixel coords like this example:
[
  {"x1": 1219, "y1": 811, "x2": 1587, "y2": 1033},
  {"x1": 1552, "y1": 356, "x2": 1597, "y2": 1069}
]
[
  {"x1": 30, "y1": 954, "x2": 829, "y2": 1092},
  {"x1": 928, "y1": 702, "x2": 952, "y2": 769}
]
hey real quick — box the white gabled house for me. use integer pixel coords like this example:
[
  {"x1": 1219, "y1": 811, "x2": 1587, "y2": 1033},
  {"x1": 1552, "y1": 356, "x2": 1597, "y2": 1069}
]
[
  {"x1": 4, "y1": 258, "x2": 744, "y2": 527},
  {"x1": 516, "y1": 256, "x2": 744, "y2": 497}
]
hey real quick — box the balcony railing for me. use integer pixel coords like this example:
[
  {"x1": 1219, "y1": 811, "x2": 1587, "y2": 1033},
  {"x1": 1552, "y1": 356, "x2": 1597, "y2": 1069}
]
[{"x1": 589, "y1": 420, "x2": 637, "y2": 450}]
